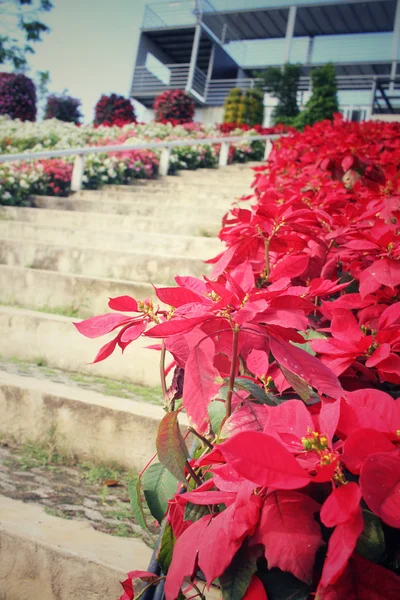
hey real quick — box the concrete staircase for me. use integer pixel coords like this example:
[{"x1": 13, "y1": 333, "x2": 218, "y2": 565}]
[
  {"x1": 0, "y1": 162, "x2": 258, "y2": 599},
  {"x1": 0, "y1": 163, "x2": 256, "y2": 385}
]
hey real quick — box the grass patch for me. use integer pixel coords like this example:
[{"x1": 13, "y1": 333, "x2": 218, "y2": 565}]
[
  {"x1": 44, "y1": 506, "x2": 73, "y2": 520},
  {"x1": 17, "y1": 430, "x2": 72, "y2": 470},
  {"x1": 34, "y1": 356, "x2": 48, "y2": 367},
  {"x1": 78, "y1": 461, "x2": 131, "y2": 485},
  {"x1": 35, "y1": 304, "x2": 80, "y2": 318},
  {"x1": 104, "y1": 503, "x2": 133, "y2": 521},
  {"x1": 108, "y1": 523, "x2": 140, "y2": 538}
]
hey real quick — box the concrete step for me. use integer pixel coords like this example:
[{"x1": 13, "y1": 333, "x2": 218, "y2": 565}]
[
  {"x1": 0, "y1": 494, "x2": 152, "y2": 600},
  {"x1": 73, "y1": 187, "x2": 249, "y2": 203},
  {"x1": 0, "y1": 371, "x2": 164, "y2": 470},
  {"x1": 0, "y1": 306, "x2": 161, "y2": 386},
  {"x1": 1, "y1": 206, "x2": 220, "y2": 237},
  {"x1": 0, "y1": 221, "x2": 222, "y2": 259},
  {"x1": 0, "y1": 265, "x2": 157, "y2": 318},
  {"x1": 0, "y1": 238, "x2": 208, "y2": 283},
  {"x1": 31, "y1": 195, "x2": 227, "y2": 222}
]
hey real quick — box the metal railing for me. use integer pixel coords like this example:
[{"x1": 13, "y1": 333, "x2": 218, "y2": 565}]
[
  {"x1": 0, "y1": 134, "x2": 282, "y2": 192},
  {"x1": 132, "y1": 64, "x2": 191, "y2": 96}
]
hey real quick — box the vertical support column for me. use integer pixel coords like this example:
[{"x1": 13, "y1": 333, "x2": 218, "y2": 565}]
[
  {"x1": 204, "y1": 42, "x2": 216, "y2": 101},
  {"x1": 159, "y1": 147, "x2": 171, "y2": 176},
  {"x1": 264, "y1": 138, "x2": 273, "y2": 160},
  {"x1": 390, "y1": 0, "x2": 400, "y2": 92},
  {"x1": 71, "y1": 155, "x2": 85, "y2": 192},
  {"x1": 219, "y1": 142, "x2": 230, "y2": 167},
  {"x1": 370, "y1": 77, "x2": 377, "y2": 117},
  {"x1": 186, "y1": 23, "x2": 202, "y2": 93},
  {"x1": 283, "y1": 6, "x2": 297, "y2": 65},
  {"x1": 306, "y1": 36, "x2": 314, "y2": 65}
]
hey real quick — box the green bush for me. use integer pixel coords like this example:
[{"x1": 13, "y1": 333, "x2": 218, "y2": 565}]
[
  {"x1": 260, "y1": 63, "x2": 300, "y2": 125},
  {"x1": 223, "y1": 88, "x2": 243, "y2": 124},
  {"x1": 295, "y1": 63, "x2": 339, "y2": 129},
  {"x1": 223, "y1": 88, "x2": 264, "y2": 126}
]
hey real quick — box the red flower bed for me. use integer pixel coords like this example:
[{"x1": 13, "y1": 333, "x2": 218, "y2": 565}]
[{"x1": 76, "y1": 116, "x2": 400, "y2": 599}]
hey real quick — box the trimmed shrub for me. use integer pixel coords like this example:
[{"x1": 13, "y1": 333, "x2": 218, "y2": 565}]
[
  {"x1": 154, "y1": 90, "x2": 195, "y2": 124},
  {"x1": 0, "y1": 73, "x2": 36, "y2": 121},
  {"x1": 94, "y1": 94, "x2": 137, "y2": 127},
  {"x1": 44, "y1": 94, "x2": 82, "y2": 124},
  {"x1": 223, "y1": 88, "x2": 243, "y2": 124},
  {"x1": 224, "y1": 88, "x2": 264, "y2": 126},
  {"x1": 260, "y1": 63, "x2": 300, "y2": 125},
  {"x1": 295, "y1": 63, "x2": 339, "y2": 129}
]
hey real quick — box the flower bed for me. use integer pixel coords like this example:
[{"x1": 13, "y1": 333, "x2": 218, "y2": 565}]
[
  {"x1": 0, "y1": 116, "x2": 282, "y2": 205},
  {"x1": 76, "y1": 115, "x2": 400, "y2": 599}
]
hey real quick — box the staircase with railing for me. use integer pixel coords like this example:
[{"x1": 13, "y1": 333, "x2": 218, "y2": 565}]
[{"x1": 373, "y1": 77, "x2": 400, "y2": 114}]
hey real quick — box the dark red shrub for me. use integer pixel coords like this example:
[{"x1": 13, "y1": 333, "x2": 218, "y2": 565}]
[
  {"x1": 94, "y1": 94, "x2": 136, "y2": 127},
  {"x1": 0, "y1": 72, "x2": 36, "y2": 121},
  {"x1": 44, "y1": 94, "x2": 82, "y2": 124},
  {"x1": 154, "y1": 90, "x2": 195, "y2": 124}
]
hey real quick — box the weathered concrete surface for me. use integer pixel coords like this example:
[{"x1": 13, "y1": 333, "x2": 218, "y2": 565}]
[
  {"x1": 0, "y1": 238, "x2": 207, "y2": 283},
  {"x1": 0, "y1": 371, "x2": 166, "y2": 469},
  {"x1": 0, "y1": 265, "x2": 156, "y2": 318},
  {"x1": 0, "y1": 220, "x2": 222, "y2": 258},
  {"x1": 31, "y1": 195, "x2": 227, "y2": 222},
  {"x1": 0, "y1": 494, "x2": 153, "y2": 600},
  {"x1": 0, "y1": 306, "x2": 163, "y2": 386},
  {"x1": 0, "y1": 206, "x2": 220, "y2": 236}
]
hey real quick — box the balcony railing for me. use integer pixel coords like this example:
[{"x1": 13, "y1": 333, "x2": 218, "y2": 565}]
[{"x1": 132, "y1": 64, "x2": 191, "y2": 97}]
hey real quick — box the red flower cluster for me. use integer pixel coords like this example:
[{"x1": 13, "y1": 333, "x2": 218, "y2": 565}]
[
  {"x1": 0, "y1": 72, "x2": 36, "y2": 121},
  {"x1": 76, "y1": 115, "x2": 400, "y2": 599},
  {"x1": 40, "y1": 159, "x2": 73, "y2": 196},
  {"x1": 154, "y1": 90, "x2": 195, "y2": 124},
  {"x1": 94, "y1": 94, "x2": 137, "y2": 127}
]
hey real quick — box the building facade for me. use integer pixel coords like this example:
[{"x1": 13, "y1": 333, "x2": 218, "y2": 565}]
[{"x1": 131, "y1": 0, "x2": 400, "y2": 123}]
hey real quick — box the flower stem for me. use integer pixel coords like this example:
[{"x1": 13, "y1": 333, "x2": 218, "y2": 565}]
[
  {"x1": 226, "y1": 328, "x2": 240, "y2": 420},
  {"x1": 188, "y1": 427, "x2": 214, "y2": 450},
  {"x1": 264, "y1": 237, "x2": 271, "y2": 279},
  {"x1": 160, "y1": 341, "x2": 169, "y2": 410}
]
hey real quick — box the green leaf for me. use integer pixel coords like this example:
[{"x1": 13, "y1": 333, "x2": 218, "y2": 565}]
[
  {"x1": 142, "y1": 463, "x2": 178, "y2": 524},
  {"x1": 184, "y1": 502, "x2": 209, "y2": 522},
  {"x1": 208, "y1": 401, "x2": 226, "y2": 434},
  {"x1": 260, "y1": 568, "x2": 311, "y2": 600},
  {"x1": 222, "y1": 377, "x2": 277, "y2": 406},
  {"x1": 219, "y1": 546, "x2": 258, "y2": 600},
  {"x1": 356, "y1": 509, "x2": 385, "y2": 563},
  {"x1": 280, "y1": 365, "x2": 320, "y2": 405},
  {"x1": 291, "y1": 330, "x2": 327, "y2": 357},
  {"x1": 157, "y1": 522, "x2": 176, "y2": 574},
  {"x1": 156, "y1": 410, "x2": 189, "y2": 484},
  {"x1": 128, "y1": 476, "x2": 149, "y2": 532}
]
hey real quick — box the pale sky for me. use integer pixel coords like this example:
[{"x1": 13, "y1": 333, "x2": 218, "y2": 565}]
[{"x1": 28, "y1": 0, "x2": 151, "y2": 121}]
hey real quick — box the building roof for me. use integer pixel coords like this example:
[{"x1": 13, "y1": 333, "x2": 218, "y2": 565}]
[{"x1": 201, "y1": 0, "x2": 397, "y2": 41}]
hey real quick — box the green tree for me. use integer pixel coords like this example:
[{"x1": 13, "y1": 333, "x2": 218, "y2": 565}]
[
  {"x1": 295, "y1": 63, "x2": 339, "y2": 128},
  {"x1": 34, "y1": 69, "x2": 50, "y2": 118},
  {"x1": 0, "y1": 0, "x2": 53, "y2": 70},
  {"x1": 223, "y1": 88, "x2": 243, "y2": 123},
  {"x1": 259, "y1": 63, "x2": 300, "y2": 124}
]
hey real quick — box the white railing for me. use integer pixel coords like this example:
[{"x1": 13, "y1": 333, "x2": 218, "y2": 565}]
[{"x1": 0, "y1": 134, "x2": 282, "y2": 192}]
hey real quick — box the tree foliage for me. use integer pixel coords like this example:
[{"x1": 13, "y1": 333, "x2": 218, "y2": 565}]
[
  {"x1": 0, "y1": 71, "x2": 36, "y2": 120},
  {"x1": 295, "y1": 63, "x2": 339, "y2": 128},
  {"x1": 0, "y1": 0, "x2": 53, "y2": 70},
  {"x1": 260, "y1": 63, "x2": 300, "y2": 124}
]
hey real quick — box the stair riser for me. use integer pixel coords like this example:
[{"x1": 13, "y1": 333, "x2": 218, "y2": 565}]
[
  {"x1": 0, "y1": 222, "x2": 222, "y2": 259},
  {"x1": 72, "y1": 188, "x2": 248, "y2": 202},
  {"x1": 0, "y1": 266, "x2": 157, "y2": 318},
  {"x1": 0, "y1": 376, "x2": 164, "y2": 471},
  {"x1": 0, "y1": 307, "x2": 162, "y2": 386},
  {"x1": 1, "y1": 206, "x2": 220, "y2": 237},
  {"x1": 0, "y1": 239, "x2": 208, "y2": 283}
]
